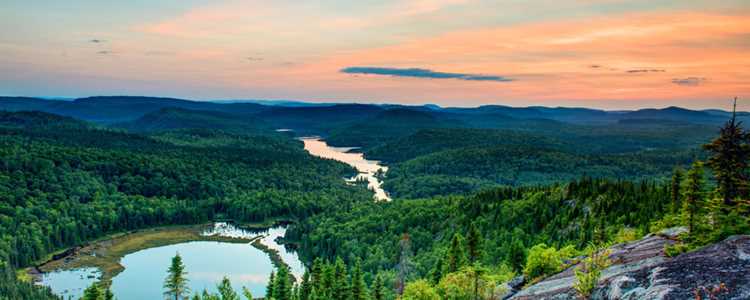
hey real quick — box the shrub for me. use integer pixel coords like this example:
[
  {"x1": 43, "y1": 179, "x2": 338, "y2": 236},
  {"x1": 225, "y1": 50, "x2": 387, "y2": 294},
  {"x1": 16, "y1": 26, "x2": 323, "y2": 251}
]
[
  {"x1": 573, "y1": 247, "x2": 610, "y2": 299},
  {"x1": 523, "y1": 244, "x2": 575, "y2": 280}
]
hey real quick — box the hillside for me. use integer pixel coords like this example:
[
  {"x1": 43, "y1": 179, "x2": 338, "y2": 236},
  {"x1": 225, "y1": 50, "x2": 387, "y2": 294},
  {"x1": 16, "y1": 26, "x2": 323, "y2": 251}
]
[
  {"x1": 325, "y1": 108, "x2": 465, "y2": 148},
  {"x1": 114, "y1": 107, "x2": 269, "y2": 133}
]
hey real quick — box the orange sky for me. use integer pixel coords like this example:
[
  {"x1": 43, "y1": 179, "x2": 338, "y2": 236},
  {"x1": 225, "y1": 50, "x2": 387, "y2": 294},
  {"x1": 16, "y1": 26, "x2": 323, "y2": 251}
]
[{"x1": 0, "y1": 0, "x2": 748, "y2": 109}]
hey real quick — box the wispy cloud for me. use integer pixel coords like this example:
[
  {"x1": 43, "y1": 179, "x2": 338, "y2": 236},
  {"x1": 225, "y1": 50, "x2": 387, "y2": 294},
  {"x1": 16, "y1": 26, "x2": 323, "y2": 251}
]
[
  {"x1": 89, "y1": 39, "x2": 106, "y2": 43},
  {"x1": 341, "y1": 67, "x2": 513, "y2": 82},
  {"x1": 672, "y1": 77, "x2": 707, "y2": 86},
  {"x1": 626, "y1": 69, "x2": 665, "y2": 73}
]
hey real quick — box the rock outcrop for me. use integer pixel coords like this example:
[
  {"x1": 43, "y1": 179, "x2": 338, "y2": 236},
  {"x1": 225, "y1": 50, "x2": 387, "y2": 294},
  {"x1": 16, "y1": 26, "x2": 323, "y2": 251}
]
[{"x1": 508, "y1": 229, "x2": 750, "y2": 300}]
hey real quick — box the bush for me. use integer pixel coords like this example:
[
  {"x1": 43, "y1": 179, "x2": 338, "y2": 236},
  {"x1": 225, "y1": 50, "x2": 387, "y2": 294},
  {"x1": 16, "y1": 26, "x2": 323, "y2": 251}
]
[
  {"x1": 403, "y1": 279, "x2": 440, "y2": 300},
  {"x1": 573, "y1": 247, "x2": 610, "y2": 299},
  {"x1": 523, "y1": 244, "x2": 576, "y2": 280},
  {"x1": 664, "y1": 243, "x2": 689, "y2": 257}
]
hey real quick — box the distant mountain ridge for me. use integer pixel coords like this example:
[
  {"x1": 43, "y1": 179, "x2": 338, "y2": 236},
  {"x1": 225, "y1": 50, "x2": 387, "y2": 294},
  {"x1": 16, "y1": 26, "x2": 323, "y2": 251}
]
[{"x1": 0, "y1": 96, "x2": 743, "y2": 129}]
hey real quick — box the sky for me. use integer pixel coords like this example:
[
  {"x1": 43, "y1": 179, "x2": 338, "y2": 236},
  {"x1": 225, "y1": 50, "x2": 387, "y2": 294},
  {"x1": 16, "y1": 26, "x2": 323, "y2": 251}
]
[{"x1": 0, "y1": 0, "x2": 748, "y2": 110}]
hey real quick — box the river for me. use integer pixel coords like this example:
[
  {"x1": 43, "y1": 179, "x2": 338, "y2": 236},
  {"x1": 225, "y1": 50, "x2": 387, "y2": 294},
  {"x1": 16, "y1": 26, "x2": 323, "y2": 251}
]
[{"x1": 300, "y1": 137, "x2": 391, "y2": 201}]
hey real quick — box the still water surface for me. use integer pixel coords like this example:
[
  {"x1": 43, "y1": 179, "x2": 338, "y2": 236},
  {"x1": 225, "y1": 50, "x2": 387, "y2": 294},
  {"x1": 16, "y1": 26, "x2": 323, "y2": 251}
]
[{"x1": 41, "y1": 223, "x2": 302, "y2": 299}]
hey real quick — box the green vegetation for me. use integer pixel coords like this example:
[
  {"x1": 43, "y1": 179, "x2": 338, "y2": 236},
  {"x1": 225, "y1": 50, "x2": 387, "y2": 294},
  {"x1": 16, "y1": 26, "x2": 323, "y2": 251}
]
[
  {"x1": 164, "y1": 253, "x2": 190, "y2": 300},
  {"x1": 1, "y1": 100, "x2": 749, "y2": 300},
  {"x1": 573, "y1": 246, "x2": 611, "y2": 299},
  {"x1": 36, "y1": 225, "x2": 251, "y2": 284},
  {"x1": 0, "y1": 111, "x2": 370, "y2": 299},
  {"x1": 366, "y1": 125, "x2": 708, "y2": 198},
  {"x1": 81, "y1": 283, "x2": 114, "y2": 300}
]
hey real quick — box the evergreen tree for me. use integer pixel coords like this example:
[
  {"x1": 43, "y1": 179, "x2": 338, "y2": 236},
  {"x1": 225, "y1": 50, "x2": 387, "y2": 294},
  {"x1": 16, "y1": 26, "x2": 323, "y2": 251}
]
[
  {"x1": 350, "y1": 259, "x2": 367, "y2": 300},
  {"x1": 310, "y1": 258, "x2": 323, "y2": 295},
  {"x1": 82, "y1": 283, "x2": 103, "y2": 300},
  {"x1": 430, "y1": 254, "x2": 444, "y2": 284},
  {"x1": 241, "y1": 287, "x2": 253, "y2": 300},
  {"x1": 266, "y1": 271, "x2": 276, "y2": 299},
  {"x1": 703, "y1": 97, "x2": 750, "y2": 209},
  {"x1": 671, "y1": 167, "x2": 684, "y2": 213},
  {"x1": 321, "y1": 262, "x2": 335, "y2": 299},
  {"x1": 682, "y1": 161, "x2": 706, "y2": 237},
  {"x1": 299, "y1": 270, "x2": 312, "y2": 300},
  {"x1": 371, "y1": 274, "x2": 384, "y2": 300},
  {"x1": 273, "y1": 267, "x2": 292, "y2": 300},
  {"x1": 333, "y1": 258, "x2": 349, "y2": 300},
  {"x1": 466, "y1": 223, "x2": 483, "y2": 263},
  {"x1": 506, "y1": 237, "x2": 526, "y2": 272},
  {"x1": 217, "y1": 276, "x2": 239, "y2": 300},
  {"x1": 447, "y1": 233, "x2": 467, "y2": 273},
  {"x1": 164, "y1": 253, "x2": 190, "y2": 300},
  {"x1": 104, "y1": 288, "x2": 115, "y2": 300}
]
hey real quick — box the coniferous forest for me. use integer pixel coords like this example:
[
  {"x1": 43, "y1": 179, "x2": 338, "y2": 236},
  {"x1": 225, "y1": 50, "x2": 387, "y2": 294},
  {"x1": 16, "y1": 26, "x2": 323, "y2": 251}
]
[{"x1": 0, "y1": 98, "x2": 748, "y2": 300}]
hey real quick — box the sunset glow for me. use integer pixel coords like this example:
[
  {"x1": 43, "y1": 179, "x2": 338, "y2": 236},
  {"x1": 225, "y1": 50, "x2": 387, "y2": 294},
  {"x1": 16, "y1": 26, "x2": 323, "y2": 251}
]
[{"x1": 1, "y1": 0, "x2": 748, "y2": 109}]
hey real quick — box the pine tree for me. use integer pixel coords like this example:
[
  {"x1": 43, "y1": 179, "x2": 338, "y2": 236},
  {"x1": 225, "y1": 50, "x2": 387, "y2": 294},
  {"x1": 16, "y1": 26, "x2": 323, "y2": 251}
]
[
  {"x1": 274, "y1": 267, "x2": 292, "y2": 300},
  {"x1": 333, "y1": 258, "x2": 349, "y2": 300},
  {"x1": 430, "y1": 254, "x2": 444, "y2": 284},
  {"x1": 671, "y1": 167, "x2": 684, "y2": 213},
  {"x1": 104, "y1": 288, "x2": 114, "y2": 300},
  {"x1": 447, "y1": 233, "x2": 467, "y2": 273},
  {"x1": 321, "y1": 262, "x2": 335, "y2": 299},
  {"x1": 217, "y1": 276, "x2": 239, "y2": 300},
  {"x1": 266, "y1": 271, "x2": 276, "y2": 299},
  {"x1": 682, "y1": 161, "x2": 706, "y2": 238},
  {"x1": 82, "y1": 283, "x2": 103, "y2": 300},
  {"x1": 466, "y1": 223, "x2": 483, "y2": 264},
  {"x1": 506, "y1": 238, "x2": 526, "y2": 272},
  {"x1": 371, "y1": 274, "x2": 384, "y2": 300},
  {"x1": 164, "y1": 253, "x2": 190, "y2": 300},
  {"x1": 242, "y1": 287, "x2": 253, "y2": 300},
  {"x1": 299, "y1": 270, "x2": 312, "y2": 300},
  {"x1": 703, "y1": 97, "x2": 750, "y2": 209},
  {"x1": 350, "y1": 259, "x2": 367, "y2": 300}
]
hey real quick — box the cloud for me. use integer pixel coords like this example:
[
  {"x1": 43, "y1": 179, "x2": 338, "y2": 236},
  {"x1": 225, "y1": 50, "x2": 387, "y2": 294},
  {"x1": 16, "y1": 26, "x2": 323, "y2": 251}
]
[
  {"x1": 89, "y1": 39, "x2": 106, "y2": 43},
  {"x1": 626, "y1": 69, "x2": 665, "y2": 73},
  {"x1": 340, "y1": 67, "x2": 513, "y2": 82},
  {"x1": 672, "y1": 77, "x2": 707, "y2": 86}
]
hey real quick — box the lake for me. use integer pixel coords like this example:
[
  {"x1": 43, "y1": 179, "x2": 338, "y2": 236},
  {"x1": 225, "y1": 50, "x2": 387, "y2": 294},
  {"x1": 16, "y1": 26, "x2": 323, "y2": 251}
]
[
  {"x1": 300, "y1": 137, "x2": 391, "y2": 201},
  {"x1": 40, "y1": 223, "x2": 302, "y2": 300}
]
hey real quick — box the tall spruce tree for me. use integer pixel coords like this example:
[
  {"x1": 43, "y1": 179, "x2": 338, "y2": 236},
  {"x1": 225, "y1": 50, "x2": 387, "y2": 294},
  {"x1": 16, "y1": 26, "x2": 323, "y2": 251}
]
[
  {"x1": 350, "y1": 259, "x2": 367, "y2": 300},
  {"x1": 703, "y1": 97, "x2": 750, "y2": 209},
  {"x1": 466, "y1": 223, "x2": 483, "y2": 264},
  {"x1": 266, "y1": 271, "x2": 276, "y2": 299},
  {"x1": 299, "y1": 270, "x2": 312, "y2": 300},
  {"x1": 273, "y1": 267, "x2": 292, "y2": 300},
  {"x1": 671, "y1": 167, "x2": 684, "y2": 213},
  {"x1": 447, "y1": 233, "x2": 467, "y2": 273},
  {"x1": 217, "y1": 277, "x2": 239, "y2": 300},
  {"x1": 82, "y1": 283, "x2": 103, "y2": 300},
  {"x1": 371, "y1": 274, "x2": 384, "y2": 300},
  {"x1": 164, "y1": 253, "x2": 190, "y2": 300},
  {"x1": 333, "y1": 258, "x2": 349, "y2": 300},
  {"x1": 683, "y1": 161, "x2": 706, "y2": 237}
]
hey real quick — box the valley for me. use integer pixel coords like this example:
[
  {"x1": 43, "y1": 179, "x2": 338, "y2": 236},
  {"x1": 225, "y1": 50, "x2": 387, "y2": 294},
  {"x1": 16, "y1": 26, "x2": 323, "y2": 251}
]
[{"x1": 0, "y1": 97, "x2": 747, "y2": 300}]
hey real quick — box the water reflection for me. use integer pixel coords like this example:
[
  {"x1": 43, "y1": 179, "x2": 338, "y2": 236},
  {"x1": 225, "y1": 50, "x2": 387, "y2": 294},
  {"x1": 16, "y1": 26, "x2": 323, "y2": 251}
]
[{"x1": 300, "y1": 137, "x2": 391, "y2": 201}]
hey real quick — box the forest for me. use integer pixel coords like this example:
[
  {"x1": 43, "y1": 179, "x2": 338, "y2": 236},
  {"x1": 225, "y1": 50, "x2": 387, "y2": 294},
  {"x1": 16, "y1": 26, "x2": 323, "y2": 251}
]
[{"x1": 0, "y1": 99, "x2": 748, "y2": 299}]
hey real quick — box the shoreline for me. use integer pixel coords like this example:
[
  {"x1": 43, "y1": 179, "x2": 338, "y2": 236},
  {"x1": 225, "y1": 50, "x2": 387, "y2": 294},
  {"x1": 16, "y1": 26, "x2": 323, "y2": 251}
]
[{"x1": 28, "y1": 222, "x2": 291, "y2": 287}]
